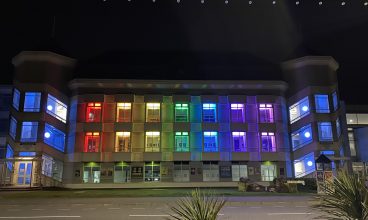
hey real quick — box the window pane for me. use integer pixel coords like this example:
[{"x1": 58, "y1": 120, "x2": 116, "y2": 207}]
[
  {"x1": 232, "y1": 132, "x2": 246, "y2": 152},
  {"x1": 318, "y1": 122, "x2": 333, "y2": 141},
  {"x1": 84, "y1": 132, "x2": 100, "y2": 152},
  {"x1": 115, "y1": 132, "x2": 131, "y2": 152},
  {"x1": 24, "y1": 92, "x2": 41, "y2": 112},
  {"x1": 175, "y1": 132, "x2": 189, "y2": 152},
  {"x1": 336, "y1": 118, "x2": 341, "y2": 138},
  {"x1": 231, "y1": 104, "x2": 245, "y2": 123},
  {"x1": 332, "y1": 92, "x2": 338, "y2": 111},
  {"x1": 146, "y1": 103, "x2": 160, "y2": 122},
  {"x1": 315, "y1": 94, "x2": 330, "y2": 113},
  {"x1": 86, "y1": 103, "x2": 102, "y2": 122},
  {"x1": 203, "y1": 131, "x2": 218, "y2": 152},
  {"x1": 289, "y1": 97, "x2": 310, "y2": 124},
  {"x1": 294, "y1": 152, "x2": 315, "y2": 178},
  {"x1": 346, "y1": 114, "x2": 358, "y2": 124},
  {"x1": 145, "y1": 132, "x2": 160, "y2": 152},
  {"x1": 12, "y1": 89, "x2": 20, "y2": 111},
  {"x1": 116, "y1": 103, "x2": 131, "y2": 122},
  {"x1": 291, "y1": 124, "x2": 313, "y2": 151},
  {"x1": 44, "y1": 123, "x2": 66, "y2": 152},
  {"x1": 202, "y1": 103, "x2": 216, "y2": 122},
  {"x1": 261, "y1": 132, "x2": 276, "y2": 152},
  {"x1": 6, "y1": 144, "x2": 14, "y2": 170},
  {"x1": 21, "y1": 121, "x2": 38, "y2": 142},
  {"x1": 259, "y1": 104, "x2": 274, "y2": 123},
  {"x1": 175, "y1": 104, "x2": 189, "y2": 122},
  {"x1": 9, "y1": 116, "x2": 17, "y2": 140},
  {"x1": 46, "y1": 94, "x2": 68, "y2": 123}
]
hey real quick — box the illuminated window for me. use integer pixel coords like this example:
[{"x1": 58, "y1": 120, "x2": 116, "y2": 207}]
[
  {"x1": 86, "y1": 103, "x2": 102, "y2": 122},
  {"x1": 9, "y1": 116, "x2": 17, "y2": 140},
  {"x1": 6, "y1": 144, "x2": 13, "y2": 170},
  {"x1": 202, "y1": 103, "x2": 216, "y2": 122},
  {"x1": 12, "y1": 89, "x2": 20, "y2": 111},
  {"x1": 294, "y1": 152, "x2": 315, "y2": 178},
  {"x1": 115, "y1": 132, "x2": 131, "y2": 152},
  {"x1": 291, "y1": 124, "x2": 313, "y2": 151},
  {"x1": 332, "y1": 92, "x2": 338, "y2": 111},
  {"x1": 146, "y1": 103, "x2": 160, "y2": 122},
  {"x1": 289, "y1": 97, "x2": 310, "y2": 124},
  {"x1": 261, "y1": 132, "x2": 276, "y2": 152},
  {"x1": 21, "y1": 121, "x2": 38, "y2": 142},
  {"x1": 231, "y1": 104, "x2": 245, "y2": 123},
  {"x1": 175, "y1": 104, "x2": 189, "y2": 122},
  {"x1": 116, "y1": 103, "x2": 131, "y2": 122},
  {"x1": 84, "y1": 132, "x2": 100, "y2": 152},
  {"x1": 46, "y1": 94, "x2": 68, "y2": 123},
  {"x1": 336, "y1": 118, "x2": 341, "y2": 138},
  {"x1": 232, "y1": 132, "x2": 246, "y2": 152},
  {"x1": 24, "y1": 92, "x2": 41, "y2": 112},
  {"x1": 19, "y1": 152, "x2": 36, "y2": 157},
  {"x1": 348, "y1": 131, "x2": 356, "y2": 157},
  {"x1": 42, "y1": 154, "x2": 53, "y2": 177},
  {"x1": 145, "y1": 132, "x2": 160, "y2": 152},
  {"x1": 44, "y1": 123, "x2": 66, "y2": 152},
  {"x1": 203, "y1": 131, "x2": 218, "y2": 152},
  {"x1": 175, "y1": 132, "x2": 189, "y2": 152},
  {"x1": 259, "y1": 104, "x2": 274, "y2": 123},
  {"x1": 144, "y1": 161, "x2": 160, "y2": 182},
  {"x1": 318, "y1": 122, "x2": 333, "y2": 142},
  {"x1": 315, "y1": 94, "x2": 330, "y2": 113}
]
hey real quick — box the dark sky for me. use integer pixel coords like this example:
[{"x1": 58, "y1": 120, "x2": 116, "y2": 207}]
[{"x1": 2, "y1": 0, "x2": 368, "y2": 104}]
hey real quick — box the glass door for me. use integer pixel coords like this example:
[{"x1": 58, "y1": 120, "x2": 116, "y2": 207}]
[
  {"x1": 261, "y1": 165, "x2": 276, "y2": 181},
  {"x1": 17, "y1": 162, "x2": 33, "y2": 186}
]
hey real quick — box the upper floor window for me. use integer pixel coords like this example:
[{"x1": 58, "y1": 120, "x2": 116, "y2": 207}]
[
  {"x1": 116, "y1": 103, "x2": 131, "y2": 122},
  {"x1": 289, "y1": 97, "x2": 310, "y2": 124},
  {"x1": 175, "y1": 104, "x2": 189, "y2": 122},
  {"x1": 202, "y1": 103, "x2": 216, "y2": 122},
  {"x1": 12, "y1": 89, "x2": 20, "y2": 111},
  {"x1": 44, "y1": 123, "x2": 66, "y2": 152},
  {"x1": 315, "y1": 94, "x2": 330, "y2": 113},
  {"x1": 203, "y1": 131, "x2": 218, "y2": 152},
  {"x1": 86, "y1": 103, "x2": 102, "y2": 122},
  {"x1": 332, "y1": 92, "x2": 338, "y2": 111},
  {"x1": 21, "y1": 121, "x2": 38, "y2": 142},
  {"x1": 115, "y1": 132, "x2": 131, "y2": 152},
  {"x1": 175, "y1": 132, "x2": 189, "y2": 152},
  {"x1": 318, "y1": 122, "x2": 333, "y2": 142},
  {"x1": 24, "y1": 92, "x2": 41, "y2": 112},
  {"x1": 259, "y1": 104, "x2": 274, "y2": 123},
  {"x1": 232, "y1": 132, "x2": 246, "y2": 152},
  {"x1": 261, "y1": 132, "x2": 276, "y2": 152},
  {"x1": 336, "y1": 118, "x2": 341, "y2": 138},
  {"x1": 84, "y1": 132, "x2": 100, "y2": 152},
  {"x1": 9, "y1": 116, "x2": 17, "y2": 140},
  {"x1": 231, "y1": 104, "x2": 245, "y2": 123},
  {"x1": 46, "y1": 94, "x2": 67, "y2": 123},
  {"x1": 146, "y1": 103, "x2": 160, "y2": 122},
  {"x1": 145, "y1": 131, "x2": 160, "y2": 152},
  {"x1": 291, "y1": 124, "x2": 313, "y2": 151}
]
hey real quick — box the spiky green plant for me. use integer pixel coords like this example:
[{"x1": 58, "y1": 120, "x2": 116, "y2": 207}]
[
  {"x1": 168, "y1": 188, "x2": 226, "y2": 220},
  {"x1": 315, "y1": 171, "x2": 368, "y2": 220}
]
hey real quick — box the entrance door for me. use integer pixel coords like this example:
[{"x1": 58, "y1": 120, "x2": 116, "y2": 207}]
[
  {"x1": 261, "y1": 165, "x2": 276, "y2": 181},
  {"x1": 17, "y1": 162, "x2": 33, "y2": 186}
]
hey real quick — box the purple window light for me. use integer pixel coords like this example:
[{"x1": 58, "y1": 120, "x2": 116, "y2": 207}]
[
  {"x1": 261, "y1": 132, "x2": 276, "y2": 152},
  {"x1": 259, "y1": 104, "x2": 274, "y2": 123}
]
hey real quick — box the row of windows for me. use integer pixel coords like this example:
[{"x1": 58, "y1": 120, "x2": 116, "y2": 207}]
[
  {"x1": 84, "y1": 131, "x2": 276, "y2": 153},
  {"x1": 86, "y1": 102, "x2": 275, "y2": 123},
  {"x1": 12, "y1": 89, "x2": 68, "y2": 123},
  {"x1": 289, "y1": 92, "x2": 339, "y2": 124}
]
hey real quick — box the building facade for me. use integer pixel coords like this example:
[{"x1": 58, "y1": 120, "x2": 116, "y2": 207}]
[{"x1": 0, "y1": 51, "x2": 350, "y2": 187}]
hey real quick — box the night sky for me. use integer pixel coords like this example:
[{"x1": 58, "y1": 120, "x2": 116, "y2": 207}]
[{"x1": 2, "y1": 0, "x2": 368, "y2": 104}]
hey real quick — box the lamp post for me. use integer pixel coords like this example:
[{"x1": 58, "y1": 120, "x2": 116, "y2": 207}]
[{"x1": 315, "y1": 154, "x2": 334, "y2": 194}]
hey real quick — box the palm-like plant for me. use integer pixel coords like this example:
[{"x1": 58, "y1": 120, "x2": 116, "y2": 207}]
[
  {"x1": 315, "y1": 171, "x2": 368, "y2": 220},
  {"x1": 168, "y1": 188, "x2": 226, "y2": 220}
]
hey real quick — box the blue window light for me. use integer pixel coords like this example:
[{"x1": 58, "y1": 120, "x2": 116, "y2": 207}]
[
  {"x1": 336, "y1": 118, "x2": 341, "y2": 138},
  {"x1": 44, "y1": 123, "x2": 66, "y2": 152},
  {"x1": 332, "y1": 92, "x2": 338, "y2": 111},
  {"x1": 289, "y1": 97, "x2": 310, "y2": 124},
  {"x1": 24, "y1": 92, "x2": 41, "y2": 112},
  {"x1": 318, "y1": 122, "x2": 333, "y2": 141},
  {"x1": 294, "y1": 152, "x2": 315, "y2": 178},
  {"x1": 12, "y1": 89, "x2": 20, "y2": 111},
  {"x1": 291, "y1": 124, "x2": 313, "y2": 151},
  {"x1": 202, "y1": 103, "x2": 217, "y2": 122},
  {"x1": 21, "y1": 121, "x2": 38, "y2": 142},
  {"x1": 9, "y1": 116, "x2": 17, "y2": 140},
  {"x1": 204, "y1": 131, "x2": 218, "y2": 152},
  {"x1": 320, "y1": 150, "x2": 335, "y2": 155},
  {"x1": 19, "y1": 152, "x2": 36, "y2": 157},
  {"x1": 6, "y1": 144, "x2": 14, "y2": 170},
  {"x1": 315, "y1": 94, "x2": 330, "y2": 113},
  {"x1": 46, "y1": 94, "x2": 68, "y2": 123}
]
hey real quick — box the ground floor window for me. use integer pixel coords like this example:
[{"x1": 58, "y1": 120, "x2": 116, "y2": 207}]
[
  {"x1": 114, "y1": 162, "x2": 131, "y2": 183},
  {"x1": 261, "y1": 164, "x2": 277, "y2": 181},
  {"x1": 231, "y1": 163, "x2": 248, "y2": 181},
  {"x1": 144, "y1": 162, "x2": 160, "y2": 182},
  {"x1": 173, "y1": 161, "x2": 190, "y2": 182},
  {"x1": 203, "y1": 161, "x2": 219, "y2": 182},
  {"x1": 83, "y1": 162, "x2": 100, "y2": 183},
  {"x1": 294, "y1": 152, "x2": 315, "y2": 178}
]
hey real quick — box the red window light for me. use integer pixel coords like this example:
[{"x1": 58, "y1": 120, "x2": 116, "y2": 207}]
[
  {"x1": 86, "y1": 103, "x2": 102, "y2": 122},
  {"x1": 84, "y1": 132, "x2": 100, "y2": 152}
]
